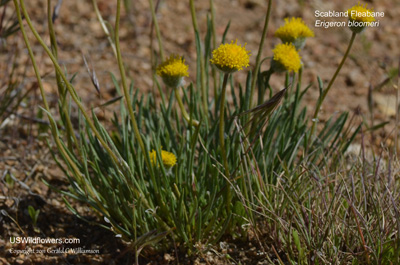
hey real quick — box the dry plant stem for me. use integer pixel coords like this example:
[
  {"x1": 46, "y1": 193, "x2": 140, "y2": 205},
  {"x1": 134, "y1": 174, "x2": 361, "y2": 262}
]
[
  {"x1": 148, "y1": 0, "x2": 164, "y2": 60},
  {"x1": 250, "y1": 0, "x2": 272, "y2": 108},
  {"x1": 271, "y1": 244, "x2": 285, "y2": 265},
  {"x1": 17, "y1": 0, "x2": 122, "y2": 168},
  {"x1": 310, "y1": 32, "x2": 357, "y2": 138},
  {"x1": 174, "y1": 87, "x2": 200, "y2": 127},
  {"x1": 350, "y1": 204, "x2": 371, "y2": 264},
  {"x1": 219, "y1": 73, "x2": 231, "y2": 209},
  {"x1": 190, "y1": 0, "x2": 208, "y2": 118}
]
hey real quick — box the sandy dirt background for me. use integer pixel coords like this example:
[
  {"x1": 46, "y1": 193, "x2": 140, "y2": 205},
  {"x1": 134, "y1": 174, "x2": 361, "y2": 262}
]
[{"x1": 1, "y1": 0, "x2": 399, "y2": 264}]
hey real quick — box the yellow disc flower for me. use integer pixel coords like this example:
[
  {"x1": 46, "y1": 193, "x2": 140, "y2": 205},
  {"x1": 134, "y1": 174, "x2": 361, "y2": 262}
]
[
  {"x1": 347, "y1": 3, "x2": 376, "y2": 33},
  {"x1": 274, "y1": 17, "x2": 314, "y2": 50},
  {"x1": 149, "y1": 149, "x2": 177, "y2": 168},
  {"x1": 210, "y1": 40, "x2": 251, "y2": 73},
  {"x1": 271, "y1": 43, "x2": 301, "y2": 73},
  {"x1": 156, "y1": 55, "x2": 189, "y2": 88}
]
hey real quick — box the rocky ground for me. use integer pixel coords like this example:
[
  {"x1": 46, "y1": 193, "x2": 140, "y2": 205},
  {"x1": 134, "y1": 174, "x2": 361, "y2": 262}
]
[{"x1": 0, "y1": 0, "x2": 399, "y2": 264}]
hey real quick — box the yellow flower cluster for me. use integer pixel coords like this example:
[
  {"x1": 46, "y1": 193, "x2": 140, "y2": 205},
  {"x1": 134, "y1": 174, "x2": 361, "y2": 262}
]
[
  {"x1": 274, "y1": 17, "x2": 314, "y2": 44},
  {"x1": 156, "y1": 55, "x2": 188, "y2": 88},
  {"x1": 348, "y1": 3, "x2": 376, "y2": 23},
  {"x1": 156, "y1": 55, "x2": 188, "y2": 78},
  {"x1": 210, "y1": 40, "x2": 251, "y2": 73},
  {"x1": 149, "y1": 149, "x2": 177, "y2": 168},
  {"x1": 271, "y1": 17, "x2": 310, "y2": 72},
  {"x1": 272, "y1": 43, "x2": 301, "y2": 73}
]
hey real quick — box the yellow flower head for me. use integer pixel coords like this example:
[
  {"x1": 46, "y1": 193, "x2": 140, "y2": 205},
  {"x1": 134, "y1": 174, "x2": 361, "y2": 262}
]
[
  {"x1": 149, "y1": 149, "x2": 177, "y2": 168},
  {"x1": 210, "y1": 40, "x2": 251, "y2": 73},
  {"x1": 275, "y1": 17, "x2": 314, "y2": 49},
  {"x1": 156, "y1": 55, "x2": 189, "y2": 88},
  {"x1": 272, "y1": 43, "x2": 301, "y2": 73},
  {"x1": 347, "y1": 3, "x2": 376, "y2": 33},
  {"x1": 348, "y1": 3, "x2": 376, "y2": 23}
]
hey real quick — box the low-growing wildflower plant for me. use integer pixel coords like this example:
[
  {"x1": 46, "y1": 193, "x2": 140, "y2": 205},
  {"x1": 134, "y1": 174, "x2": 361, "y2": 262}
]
[
  {"x1": 156, "y1": 54, "x2": 189, "y2": 88},
  {"x1": 210, "y1": 40, "x2": 251, "y2": 73},
  {"x1": 271, "y1": 43, "x2": 302, "y2": 73},
  {"x1": 347, "y1": 3, "x2": 376, "y2": 33},
  {"x1": 274, "y1": 17, "x2": 314, "y2": 50},
  {"x1": 149, "y1": 149, "x2": 177, "y2": 169},
  {"x1": 16, "y1": 0, "x2": 392, "y2": 262}
]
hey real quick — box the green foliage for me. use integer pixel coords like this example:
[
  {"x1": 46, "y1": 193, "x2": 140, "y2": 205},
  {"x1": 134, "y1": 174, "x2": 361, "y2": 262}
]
[
  {"x1": 27, "y1": 205, "x2": 40, "y2": 233},
  {"x1": 4, "y1": 172, "x2": 15, "y2": 188},
  {"x1": 41, "y1": 65, "x2": 359, "y2": 253}
]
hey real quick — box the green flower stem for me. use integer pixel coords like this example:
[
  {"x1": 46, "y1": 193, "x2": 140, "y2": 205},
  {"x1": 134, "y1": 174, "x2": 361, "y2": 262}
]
[
  {"x1": 116, "y1": 0, "x2": 168, "y2": 216},
  {"x1": 18, "y1": 0, "x2": 122, "y2": 168},
  {"x1": 296, "y1": 66, "x2": 303, "y2": 94},
  {"x1": 174, "y1": 87, "x2": 200, "y2": 127},
  {"x1": 115, "y1": 1, "x2": 167, "y2": 216},
  {"x1": 149, "y1": 0, "x2": 164, "y2": 60},
  {"x1": 190, "y1": 0, "x2": 208, "y2": 119},
  {"x1": 47, "y1": 0, "x2": 78, "y2": 150},
  {"x1": 115, "y1": 0, "x2": 153, "y2": 172},
  {"x1": 250, "y1": 0, "x2": 273, "y2": 109},
  {"x1": 210, "y1": 0, "x2": 219, "y2": 114},
  {"x1": 14, "y1": 1, "x2": 49, "y2": 119},
  {"x1": 250, "y1": 69, "x2": 273, "y2": 135},
  {"x1": 310, "y1": 32, "x2": 356, "y2": 138},
  {"x1": 219, "y1": 73, "x2": 231, "y2": 210},
  {"x1": 257, "y1": 68, "x2": 273, "y2": 106}
]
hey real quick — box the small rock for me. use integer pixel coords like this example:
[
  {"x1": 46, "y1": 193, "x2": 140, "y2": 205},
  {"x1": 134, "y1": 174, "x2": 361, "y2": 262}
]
[
  {"x1": 375, "y1": 93, "x2": 397, "y2": 117},
  {"x1": 346, "y1": 69, "x2": 362, "y2": 87},
  {"x1": 164, "y1": 253, "x2": 174, "y2": 262}
]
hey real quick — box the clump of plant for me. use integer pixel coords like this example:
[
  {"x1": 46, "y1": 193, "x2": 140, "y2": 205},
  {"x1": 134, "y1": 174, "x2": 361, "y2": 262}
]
[{"x1": 14, "y1": 0, "x2": 399, "y2": 263}]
